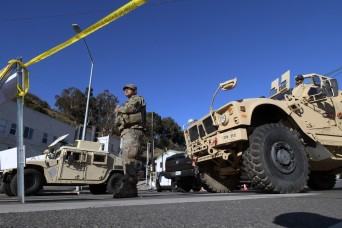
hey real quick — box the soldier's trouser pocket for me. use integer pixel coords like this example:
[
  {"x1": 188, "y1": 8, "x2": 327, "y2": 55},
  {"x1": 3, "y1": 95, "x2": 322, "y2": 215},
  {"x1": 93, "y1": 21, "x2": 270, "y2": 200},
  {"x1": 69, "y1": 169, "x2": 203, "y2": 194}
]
[{"x1": 121, "y1": 129, "x2": 142, "y2": 160}]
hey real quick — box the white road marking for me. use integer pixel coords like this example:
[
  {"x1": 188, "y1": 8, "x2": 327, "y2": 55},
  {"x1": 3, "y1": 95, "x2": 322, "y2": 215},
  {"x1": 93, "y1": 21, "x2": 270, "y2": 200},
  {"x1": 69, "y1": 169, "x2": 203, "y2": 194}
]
[{"x1": 0, "y1": 193, "x2": 319, "y2": 214}]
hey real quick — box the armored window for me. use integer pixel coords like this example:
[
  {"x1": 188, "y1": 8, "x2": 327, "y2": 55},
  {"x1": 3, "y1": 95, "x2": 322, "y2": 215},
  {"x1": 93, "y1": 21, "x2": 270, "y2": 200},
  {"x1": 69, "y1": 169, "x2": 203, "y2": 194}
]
[
  {"x1": 0, "y1": 119, "x2": 6, "y2": 133},
  {"x1": 203, "y1": 116, "x2": 217, "y2": 135},
  {"x1": 189, "y1": 126, "x2": 199, "y2": 142},
  {"x1": 24, "y1": 127, "x2": 34, "y2": 140},
  {"x1": 270, "y1": 87, "x2": 277, "y2": 97},
  {"x1": 279, "y1": 80, "x2": 287, "y2": 92},
  {"x1": 9, "y1": 123, "x2": 16, "y2": 135},
  {"x1": 73, "y1": 152, "x2": 81, "y2": 161},
  {"x1": 93, "y1": 153, "x2": 107, "y2": 164},
  {"x1": 312, "y1": 75, "x2": 321, "y2": 86},
  {"x1": 42, "y1": 133, "x2": 48, "y2": 143},
  {"x1": 198, "y1": 125, "x2": 206, "y2": 138}
]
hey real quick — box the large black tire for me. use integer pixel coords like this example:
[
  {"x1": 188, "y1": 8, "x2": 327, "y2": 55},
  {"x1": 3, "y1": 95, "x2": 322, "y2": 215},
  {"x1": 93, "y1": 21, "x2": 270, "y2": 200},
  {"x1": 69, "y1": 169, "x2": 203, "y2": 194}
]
[
  {"x1": 107, "y1": 173, "x2": 124, "y2": 194},
  {"x1": 307, "y1": 172, "x2": 336, "y2": 190},
  {"x1": 192, "y1": 186, "x2": 201, "y2": 192},
  {"x1": 0, "y1": 181, "x2": 4, "y2": 194},
  {"x1": 156, "y1": 172, "x2": 163, "y2": 192},
  {"x1": 10, "y1": 169, "x2": 44, "y2": 196},
  {"x1": 171, "y1": 180, "x2": 178, "y2": 192},
  {"x1": 191, "y1": 177, "x2": 202, "y2": 192},
  {"x1": 156, "y1": 179, "x2": 162, "y2": 192},
  {"x1": 89, "y1": 184, "x2": 107, "y2": 194},
  {"x1": 243, "y1": 123, "x2": 309, "y2": 193},
  {"x1": 199, "y1": 161, "x2": 240, "y2": 193},
  {"x1": 3, "y1": 182, "x2": 15, "y2": 197},
  {"x1": 177, "y1": 178, "x2": 192, "y2": 192}
]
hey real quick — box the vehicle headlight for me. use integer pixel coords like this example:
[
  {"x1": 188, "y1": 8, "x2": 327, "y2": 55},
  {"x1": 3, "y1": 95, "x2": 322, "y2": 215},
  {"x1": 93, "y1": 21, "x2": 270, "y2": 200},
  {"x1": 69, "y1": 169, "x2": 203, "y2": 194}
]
[{"x1": 220, "y1": 114, "x2": 228, "y2": 124}]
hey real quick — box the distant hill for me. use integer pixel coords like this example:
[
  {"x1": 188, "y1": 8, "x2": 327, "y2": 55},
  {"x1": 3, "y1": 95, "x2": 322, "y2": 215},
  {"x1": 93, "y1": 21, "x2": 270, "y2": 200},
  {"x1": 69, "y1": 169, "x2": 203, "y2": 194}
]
[{"x1": 25, "y1": 93, "x2": 75, "y2": 126}]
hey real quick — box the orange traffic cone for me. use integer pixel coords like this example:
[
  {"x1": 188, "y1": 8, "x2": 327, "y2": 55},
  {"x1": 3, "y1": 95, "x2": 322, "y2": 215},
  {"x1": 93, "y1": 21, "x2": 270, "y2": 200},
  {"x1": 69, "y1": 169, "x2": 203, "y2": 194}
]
[{"x1": 243, "y1": 184, "x2": 248, "y2": 191}]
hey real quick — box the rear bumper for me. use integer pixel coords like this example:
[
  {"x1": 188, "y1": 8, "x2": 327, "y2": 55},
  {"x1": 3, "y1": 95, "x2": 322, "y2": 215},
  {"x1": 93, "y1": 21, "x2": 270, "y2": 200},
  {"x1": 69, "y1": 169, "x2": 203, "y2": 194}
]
[{"x1": 163, "y1": 169, "x2": 195, "y2": 179}]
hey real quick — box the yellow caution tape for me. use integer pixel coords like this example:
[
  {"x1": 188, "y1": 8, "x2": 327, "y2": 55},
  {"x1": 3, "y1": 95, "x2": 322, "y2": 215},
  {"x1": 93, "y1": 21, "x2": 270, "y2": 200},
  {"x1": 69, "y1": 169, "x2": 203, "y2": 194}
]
[
  {"x1": 0, "y1": 0, "x2": 147, "y2": 97},
  {"x1": 25, "y1": 0, "x2": 147, "y2": 67},
  {"x1": 7, "y1": 59, "x2": 30, "y2": 97},
  {"x1": 17, "y1": 72, "x2": 29, "y2": 97}
]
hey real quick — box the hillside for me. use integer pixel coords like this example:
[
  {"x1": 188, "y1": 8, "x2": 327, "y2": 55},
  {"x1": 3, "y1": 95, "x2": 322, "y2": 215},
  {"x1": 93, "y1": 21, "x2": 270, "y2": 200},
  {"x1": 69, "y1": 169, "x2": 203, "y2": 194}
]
[{"x1": 24, "y1": 93, "x2": 75, "y2": 126}]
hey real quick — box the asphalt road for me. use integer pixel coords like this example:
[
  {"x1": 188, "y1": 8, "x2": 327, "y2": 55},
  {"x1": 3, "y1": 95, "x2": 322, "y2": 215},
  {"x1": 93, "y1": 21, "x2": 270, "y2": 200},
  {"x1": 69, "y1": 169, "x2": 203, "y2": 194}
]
[{"x1": 0, "y1": 180, "x2": 341, "y2": 228}]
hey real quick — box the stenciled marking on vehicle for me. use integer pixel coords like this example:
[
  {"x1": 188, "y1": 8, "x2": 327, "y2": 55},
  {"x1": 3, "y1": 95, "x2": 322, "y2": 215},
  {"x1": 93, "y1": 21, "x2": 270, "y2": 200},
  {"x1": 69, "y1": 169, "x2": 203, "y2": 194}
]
[{"x1": 48, "y1": 167, "x2": 57, "y2": 177}]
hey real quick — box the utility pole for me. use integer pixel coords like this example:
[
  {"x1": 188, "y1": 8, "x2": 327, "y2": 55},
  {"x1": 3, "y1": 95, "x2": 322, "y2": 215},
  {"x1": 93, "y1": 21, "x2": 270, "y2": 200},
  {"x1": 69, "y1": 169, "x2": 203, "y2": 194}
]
[
  {"x1": 72, "y1": 24, "x2": 94, "y2": 141},
  {"x1": 150, "y1": 112, "x2": 155, "y2": 187},
  {"x1": 146, "y1": 142, "x2": 150, "y2": 185},
  {"x1": 16, "y1": 59, "x2": 25, "y2": 203},
  {"x1": 151, "y1": 112, "x2": 154, "y2": 159}
]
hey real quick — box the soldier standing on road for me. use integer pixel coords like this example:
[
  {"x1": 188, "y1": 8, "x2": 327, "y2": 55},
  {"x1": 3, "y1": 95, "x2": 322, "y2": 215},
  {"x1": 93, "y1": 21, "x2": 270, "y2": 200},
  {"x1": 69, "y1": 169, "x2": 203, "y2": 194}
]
[{"x1": 113, "y1": 83, "x2": 146, "y2": 198}]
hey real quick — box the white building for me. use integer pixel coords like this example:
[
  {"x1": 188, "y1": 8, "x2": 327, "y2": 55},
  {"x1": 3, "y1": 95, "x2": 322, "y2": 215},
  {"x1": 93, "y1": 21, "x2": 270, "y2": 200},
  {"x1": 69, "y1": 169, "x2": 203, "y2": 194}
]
[
  {"x1": 0, "y1": 101, "x2": 77, "y2": 158},
  {"x1": 97, "y1": 135, "x2": 121, "y2": 156}
]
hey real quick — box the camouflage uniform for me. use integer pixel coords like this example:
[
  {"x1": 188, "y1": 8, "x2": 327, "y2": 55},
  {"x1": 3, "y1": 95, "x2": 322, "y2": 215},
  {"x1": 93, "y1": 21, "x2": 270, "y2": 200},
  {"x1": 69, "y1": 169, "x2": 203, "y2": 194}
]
[
  {"x1": 116, "y1": 95, "x2": 146, "y2": 178},
  {"x1": 114, "y1": 84, "x2": 146, "y2": 198}
]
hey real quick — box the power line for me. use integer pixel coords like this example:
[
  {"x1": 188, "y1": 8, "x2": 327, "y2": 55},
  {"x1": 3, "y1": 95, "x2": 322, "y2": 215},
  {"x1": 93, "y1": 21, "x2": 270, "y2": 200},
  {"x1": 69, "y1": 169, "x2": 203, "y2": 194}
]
[
  {"x1": 325, "y1": 66, "x2": 342, "y2": 78},
  {"x1": 148, "y1": 0, "x2": 185, "y2": 6},
  {"x1": 0, "y1": 0, "x2": 187, "y2": 23},
  {"x1": 0, "y1": 9, "x2": 113, "y2": 23}
]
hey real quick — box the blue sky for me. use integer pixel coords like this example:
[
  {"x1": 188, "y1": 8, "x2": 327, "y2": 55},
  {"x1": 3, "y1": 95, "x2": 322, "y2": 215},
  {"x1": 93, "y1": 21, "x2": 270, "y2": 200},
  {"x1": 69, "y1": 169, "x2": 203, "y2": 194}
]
[{"x1": 1, "y1": 0, "x2": 342, "y2": 127}]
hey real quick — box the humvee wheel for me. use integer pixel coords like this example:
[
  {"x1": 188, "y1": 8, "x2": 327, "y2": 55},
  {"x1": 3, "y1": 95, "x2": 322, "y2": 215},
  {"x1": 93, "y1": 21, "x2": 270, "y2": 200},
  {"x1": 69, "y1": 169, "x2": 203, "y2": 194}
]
[
  {"x1": 107, "y1": 173, "x2": 124, "y2": 194},
  {"x1": 3, "y1": 181, "x2": 15, "y2": 197},
  {"x1": 10, "y1": 169, "x2": 44, "y2": 196},
  {"x1": 308, "y1": 172, "x2": 336, "y2": 190},
  {"x1": 244, "y1": 123, "x2": 308, "y2": 193},
  {"x1": 199, "y1": 161, "x2": 240, "y2": 193},
  {"x1": 89, "y1": 184, "x2": 107, "y2": 194}
]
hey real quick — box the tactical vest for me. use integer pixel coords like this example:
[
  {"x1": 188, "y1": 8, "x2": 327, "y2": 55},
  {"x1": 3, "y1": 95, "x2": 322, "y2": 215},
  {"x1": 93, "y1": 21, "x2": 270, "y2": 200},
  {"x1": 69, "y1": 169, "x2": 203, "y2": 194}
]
[
  {"x1": 116, "y1": 96, "x2": 146, "y2": 131},
  {"x1": 127, "y1": 96, "x2": 146, "y2": 128}
]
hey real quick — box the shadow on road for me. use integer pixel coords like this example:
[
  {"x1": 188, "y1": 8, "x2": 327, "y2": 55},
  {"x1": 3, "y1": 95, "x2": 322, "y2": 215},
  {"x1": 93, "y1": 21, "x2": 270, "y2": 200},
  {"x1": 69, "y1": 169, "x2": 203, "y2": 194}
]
[{"x1": 273, "y1": 212, "x2": 341, "y2": 227}]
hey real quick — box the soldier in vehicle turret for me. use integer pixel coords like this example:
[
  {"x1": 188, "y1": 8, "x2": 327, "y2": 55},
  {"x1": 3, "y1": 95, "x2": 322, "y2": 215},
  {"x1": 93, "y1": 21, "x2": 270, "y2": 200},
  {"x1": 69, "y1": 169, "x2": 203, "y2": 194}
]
[
  {"x1": 295, "y1": 74, "x2": 304, "y2": 86},
  {"x1": 113, "y1": 83, "x2": 146, "y2": 198}
]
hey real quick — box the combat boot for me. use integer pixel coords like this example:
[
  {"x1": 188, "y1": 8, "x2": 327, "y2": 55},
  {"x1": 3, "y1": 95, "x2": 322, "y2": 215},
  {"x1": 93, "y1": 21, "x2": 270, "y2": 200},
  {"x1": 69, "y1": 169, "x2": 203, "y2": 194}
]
[{"x1": 113, "y1": 176, "x2": 138, "y2": 198}]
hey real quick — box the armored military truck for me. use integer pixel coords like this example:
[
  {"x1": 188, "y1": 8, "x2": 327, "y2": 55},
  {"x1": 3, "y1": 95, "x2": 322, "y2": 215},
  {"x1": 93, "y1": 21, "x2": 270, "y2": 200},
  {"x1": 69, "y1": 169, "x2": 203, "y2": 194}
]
[
  {"x1": 184, "y1": 71, "x2": 342, "y2": 193},
  {"x1": 0, "y1": 135, "x2": 125, "y2": 196}
]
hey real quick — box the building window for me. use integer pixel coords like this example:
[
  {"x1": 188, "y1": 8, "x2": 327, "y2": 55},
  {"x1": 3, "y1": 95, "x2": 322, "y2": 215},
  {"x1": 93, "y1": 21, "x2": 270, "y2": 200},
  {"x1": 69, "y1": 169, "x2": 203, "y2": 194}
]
[
  {"x1": 42, "y1": 133, "x2": 48, "y2": 143},
  {"x1": 0, "y1": 119, "x2": 6, "y2": 133},
  {"x1": 24, "y1": 127, "x2": 34, "y2": 140},
  {"x1": 9, "y1": 123, "x2": 16, "y2": 135}
]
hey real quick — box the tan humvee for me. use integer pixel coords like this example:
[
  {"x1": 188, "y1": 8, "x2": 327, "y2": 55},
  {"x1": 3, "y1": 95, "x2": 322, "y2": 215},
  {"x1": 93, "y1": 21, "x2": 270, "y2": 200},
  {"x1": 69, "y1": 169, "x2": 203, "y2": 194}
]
[
  {"x1": 184, "y1": 71, "x2": 342, "y2": 193},
  {"x1": 0, "y1": 135, "x2": 125, "y2": 196}
]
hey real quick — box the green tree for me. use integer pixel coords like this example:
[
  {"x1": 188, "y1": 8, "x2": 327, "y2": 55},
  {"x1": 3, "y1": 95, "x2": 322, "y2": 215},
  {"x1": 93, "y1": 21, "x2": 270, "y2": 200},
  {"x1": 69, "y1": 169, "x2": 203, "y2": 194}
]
[
  {"x1": 143, "y1": 112, "x2": 185, "y2": 152},
  {"x1": 162, "y1": 117, "x2": 185, "y2": 149},
  {"x1": 55, "y1": 87, "x2": 86, "y2": 124},
  {"x1": 94, "y1": 90, "x2": 119, "y2": 136}
]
